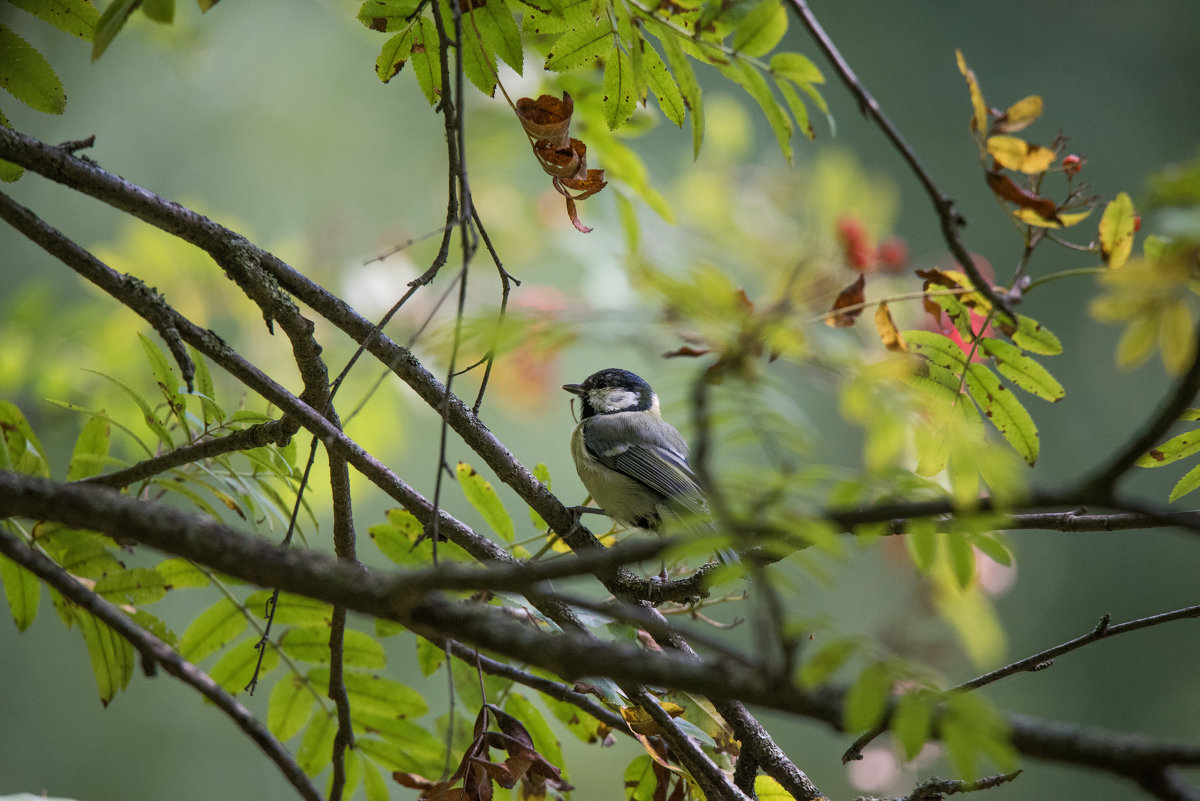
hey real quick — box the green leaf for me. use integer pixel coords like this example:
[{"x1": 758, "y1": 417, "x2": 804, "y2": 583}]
[
  {"x1": 906, "y1": 330, "x2": 969, "y2": 371},
  {"x1": 945, "y1": 531, "x2": 976, "y2": 588},
  {"x1": 979, "y1": 338, "x2": 1064, "y2": 402},
  {"x1": 1169, "y1": 461, "x2": 1200, "y2": 503},
  {"x1": 456, "y1": 462, "x2": 515, "y2": 543},
  {"x1": 87, "y1": 370, "x2": 174, "y2": 448},
  {"x1": 60, "y1": 538, "x2": 125, "y2": 579},
  {"x1": 721, "y1": 59, "x2": 792, "y2": 162},
  {"x1": 296, "y1": 710, "x2": 338, "y2": 777},
  {"x1": 357, "y1": 733, "x2": 444, "y2": 775},
  {"x1": 155, "y1": 557, "x2": 210, "y2": 589},
  {"x1": 602, "y1": 48, "x2": 637, "y2": 130},
  {"x1": 92, "y1": 0, "x2": 139, "y2": 59},
  {"x1": 358, "y1": 0, "x2": 425, "y2": 31},
  {"x1": 941, "y1": 694, "x2": 1017, "y2": 780},
  {"x1": 309, "y1": 667, "x2": 428, "y2": 718},
  {"x1": 650, "y1": 22, "x2": 702, "y2": 156},
  {"x1": 67, "y1": 413, "x2": 111, "y2": 481},
  {"x1": 544, "y1": 21, "x2": 614, "y2": 71},
  {"x1": 472, "y1": 0, "x2": 523, "y2": 73},
  {"x1": 209, "y1": 638, "x2": 278, "y2": 693},
  {"x1": 1002, "y1": 313, "x2": 1062, "y2": 355},
  {"x1": 142, "y1": 0, "x2": 174, "y2": 23},
  {"x1": 362, "y1": 755, "x2": 389, "y2": 801},
  {"x1": 625, "y1": 754, "x2": 655, "y2": 801},
  {"x1": 730, "y1": 0, "x2": 786, "y2": 57},
  {"x1": 798, "y1": 636, "x2": 858, "y2": 687},
  {"x1": 528, "y1": 462, "x2": 552, "y2": 530},
  {"x1": 8, "y1": 0, "x2": 100, "y2": 40},
  {"x1": 0, "y1": 552, "x2": 40, "y2": 631},
  {"x1": 892, "y1": 688, "x2": 936, "y2": 760},
  {"x1": 178, "y1": 597, "x2": 247, "y2": 663},
  {"x1": 77, "y1": 608, "x2": 134, "y2": 705},
  {"x1": 965, "y1": 363, "x2": 1039, "y2": 465},
  {"x1": 281, "y1": 626, "x2": 387, "y2": 668},
  {"x1": 0, "y1": 24, "x2": 66, "y2": 114},
  {"x1": 139, "y1": 332, "x2": 186, "y2": 418},
  {"x1": 0, "y1": 400, "x2": 51, "y2": 477},
  {"x1": 451, "y1": 0, "x2": 499, "y2": 96},
  {"x1": 776, "y1": 79, "x2": 813, "y2": 140},
  {"x1": 246, "y1": 590, "x2": 334, "y2": 626},
  {"x1": 844, "y1": 661, "x2": 892, "y2": 731},
  {"x1": 94, "y1": 567, "x2": 168, "y2": 606},
  {"x1": 905, "y1": 517, "x2": 939, "y2": 571},
  {"x1": 190, "y1": 347, "x2": 224, "y2": 426},
  {"x1": 641, "y1": 39, "x2": 685, "y2": 127},
  {"x1": 770, "y1": 51, "x2": 823, "y2": 85},
  {"x1": 268, "y1": 673, "x2": 317, "y2": 741},
  {"x1": 416, "y1": 636, "x2": 446, "y2": 676},
  {"x1": 973, "y1": 532, "x2": 1013, "y2": 567},
  {"x1": 410, "y1": 16, "x2": 441, "y2": 104}
]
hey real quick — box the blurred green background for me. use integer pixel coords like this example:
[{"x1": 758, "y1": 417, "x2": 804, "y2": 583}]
[{"x1": 2, "y1": 0, "x2": 1199, "y2": 799}]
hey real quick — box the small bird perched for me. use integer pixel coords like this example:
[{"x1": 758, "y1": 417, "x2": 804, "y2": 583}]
[{"x1": 562, "y1": 368, "x2": 739, "y2": 566}]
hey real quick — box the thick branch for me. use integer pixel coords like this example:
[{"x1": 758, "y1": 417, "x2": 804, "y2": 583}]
[{"x1": 4, "y1": 470, "x2": 1200, "y2": 785}]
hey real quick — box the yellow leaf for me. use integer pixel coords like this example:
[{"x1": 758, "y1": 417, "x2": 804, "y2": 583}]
[
  {"x1": 998, "y1": 94, "x2": 1042, "y2": 133},
  {"x1": 955, "y1": 50, "x2": 988, "y2": 135},
  {"x1": 986, "y1": 135, "x2": 1056, "y2": 174},
  {"x1": 1099, "y1": 192, "x2": 1136, "y2": 269},
  {"x1": 1160, "y1": 301, "x2": 1195, "y2": 375},
  {"x1": 1115, "y1": 315, "x2": 1158, "y2": 369},
  {"x1": 754, "y1": 776, "x2": 794, "y2": 801},
  {"x1": 1013, "y1": 208, "x2": 1092, "y2": 228},
  {"x1": 874, "y1": 301, "x2": 908, "y2": 352}
]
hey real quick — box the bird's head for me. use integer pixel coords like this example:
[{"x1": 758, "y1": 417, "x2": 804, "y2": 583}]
[{"x1": 562, "y1": 368, "x2": 660, "y2": 419}]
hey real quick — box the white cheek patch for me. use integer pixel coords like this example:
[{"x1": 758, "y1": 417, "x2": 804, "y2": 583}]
[{"x1": 590, "y1": 388, "x2": 639, "y2": 412}]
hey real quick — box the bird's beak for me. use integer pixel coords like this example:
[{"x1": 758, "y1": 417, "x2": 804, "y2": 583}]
[{"x1": 561, "y1": 383, "x2": 585, "y2": 396}]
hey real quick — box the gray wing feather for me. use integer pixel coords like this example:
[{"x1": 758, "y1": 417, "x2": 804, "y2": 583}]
[{"x1": 581, "y1": 413, "x2": 706, "y2": 513}]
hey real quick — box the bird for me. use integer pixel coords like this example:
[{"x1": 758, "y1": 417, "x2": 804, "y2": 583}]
[{"x1": 562, "y1": 368, "x2": 740, "y2": 566}]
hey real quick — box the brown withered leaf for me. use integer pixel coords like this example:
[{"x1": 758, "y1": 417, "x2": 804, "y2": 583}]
[
  {"x1": 663, "y1": 346, "x2": 713, "y2": 358},
  {"x1": 515, "y1": 93, "x2": 574, "y2": 147},
  {"x1": 874, "y1": 301, "x2": 908, "y2": 352},
  {"x1": 556, "y1": 167, "x2": 607, "y2": 199},
  {"x1": 985, "y1": 171, "x2": 1061, "y2": 223},
  {"x1": 826, "y1": 274, "x2": 867, "y2": 327},
  {"x1": 533, "y1": 137, "x2": 586, "y2": 179}
]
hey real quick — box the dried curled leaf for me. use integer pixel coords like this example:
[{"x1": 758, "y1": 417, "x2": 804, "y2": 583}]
[{"x1": 515, "y1": 92, "x2": 609, "y2": 233}]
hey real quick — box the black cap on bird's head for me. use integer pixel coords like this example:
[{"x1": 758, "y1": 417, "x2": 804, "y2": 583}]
[{"x1": 562, "y1": 368, "x2": 658, "y2": 419}]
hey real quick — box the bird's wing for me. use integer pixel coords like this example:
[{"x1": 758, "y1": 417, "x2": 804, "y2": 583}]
[{"x1": 581, "y1": 413, "x2": 706, "y2": 515}]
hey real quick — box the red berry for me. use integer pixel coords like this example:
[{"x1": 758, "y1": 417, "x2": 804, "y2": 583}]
[
  {"x1": 1062, "y1": 154, "x2": 1083, "y2": 176},
  {"x1": 837, "y1": 215, "x2": 874, "y2": 271},
  {"x1": 1133, "y1": 215, "x2": 1142, "y2": 232},
  {"x1": 876, "y1": 237, "x2": 909, "y2": 273}
]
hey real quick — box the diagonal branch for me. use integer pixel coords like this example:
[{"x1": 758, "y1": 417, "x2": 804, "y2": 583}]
[{"x1": 785, "y1": 0, "x2": 1012, "y2": 316}]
